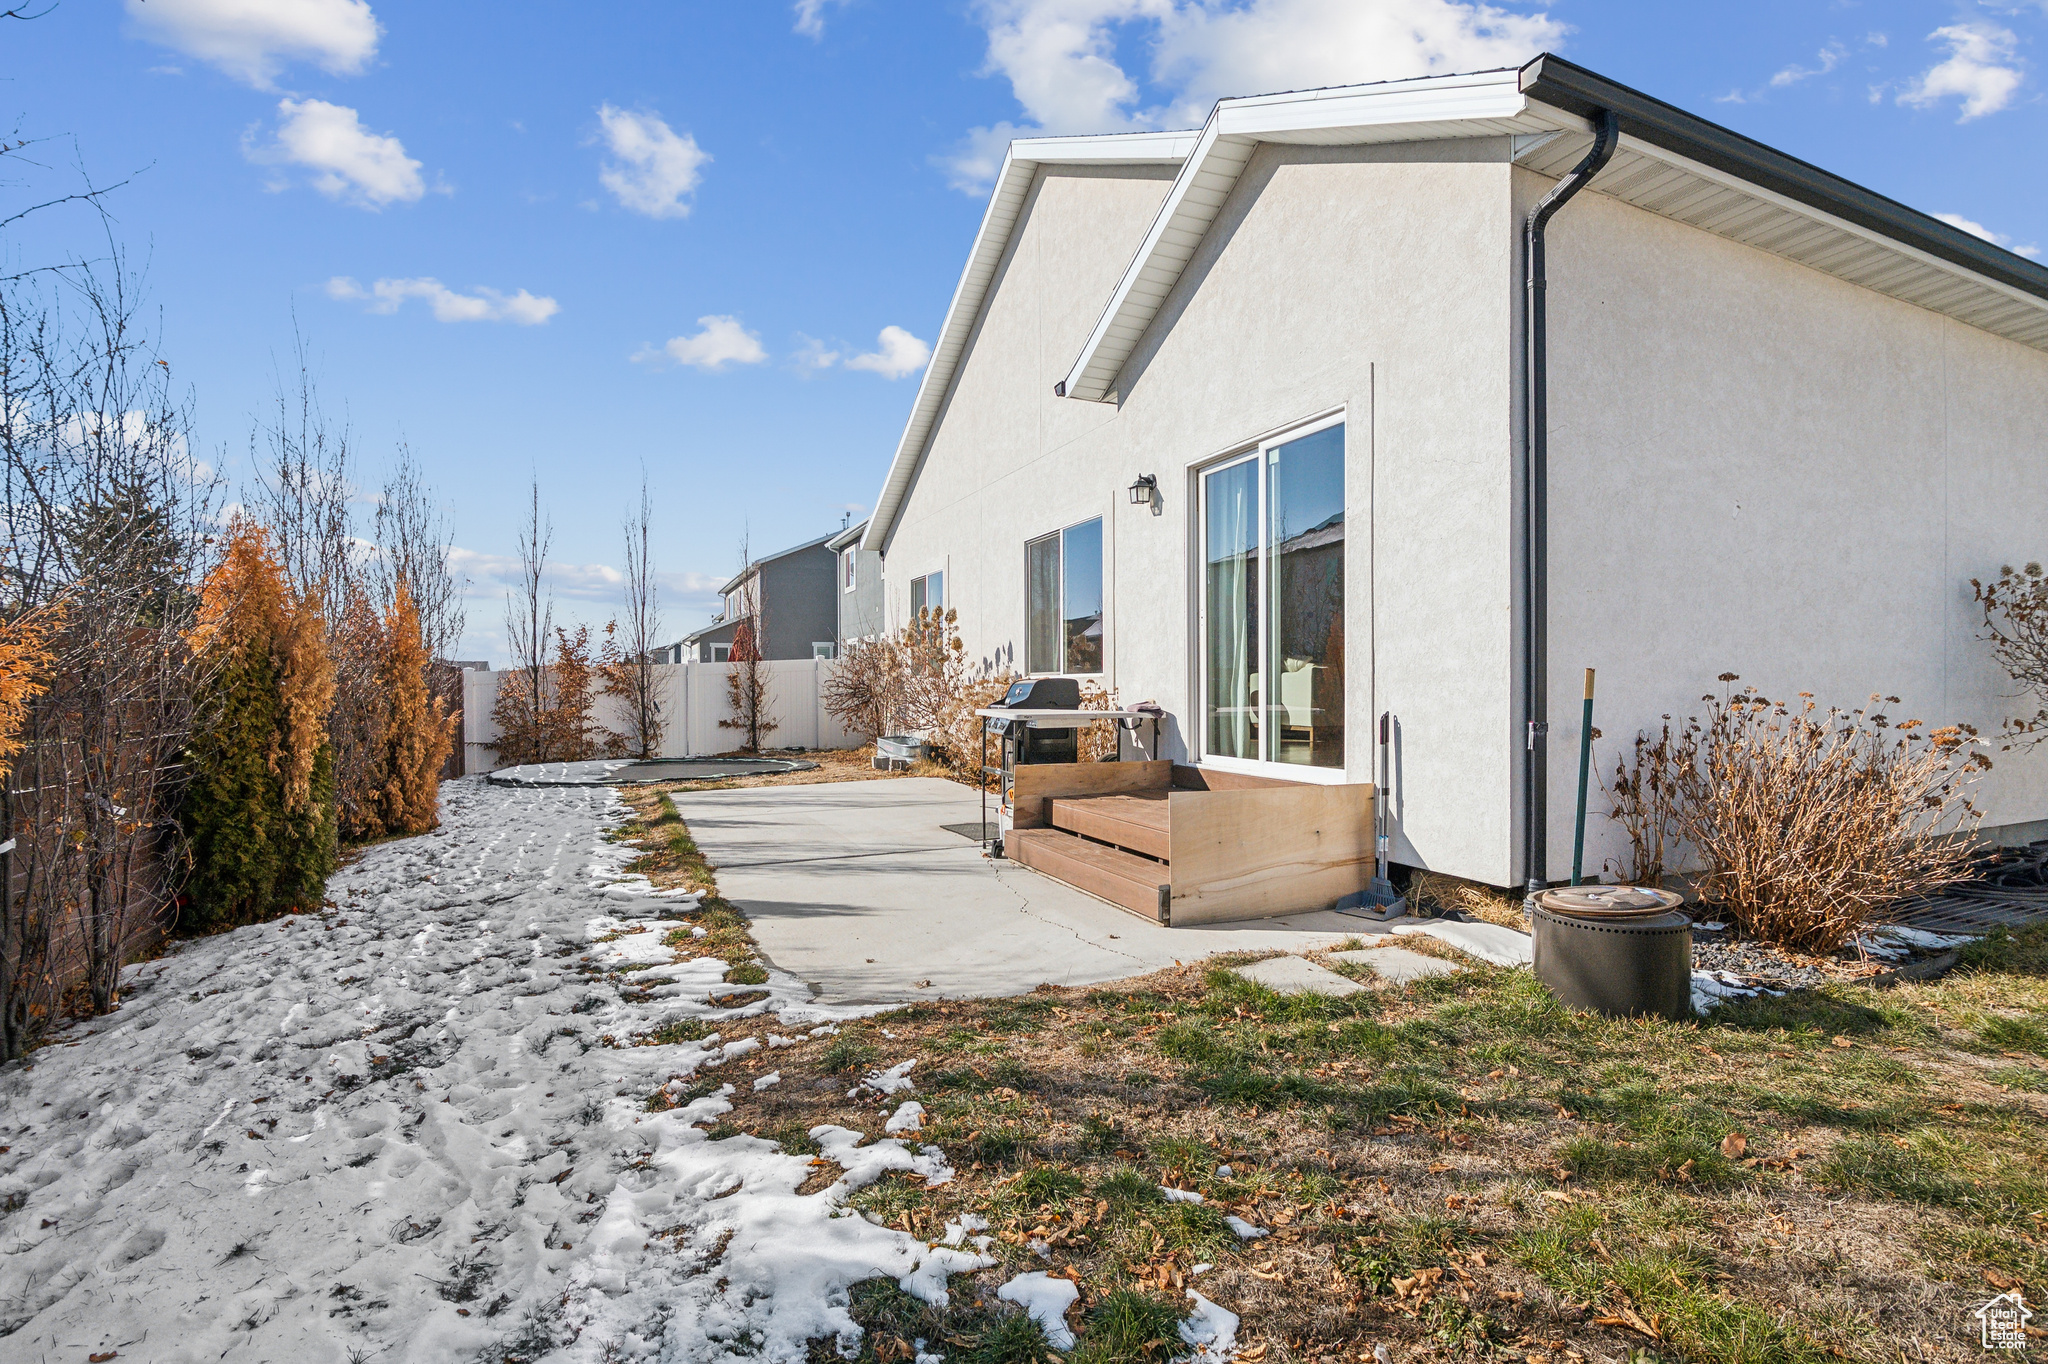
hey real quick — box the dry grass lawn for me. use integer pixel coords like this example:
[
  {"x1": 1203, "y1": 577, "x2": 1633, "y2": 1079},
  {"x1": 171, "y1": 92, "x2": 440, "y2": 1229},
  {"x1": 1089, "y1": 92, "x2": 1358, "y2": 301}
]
[{"x1": 600, "y1": 770, "x2": 2048, "y2": 1364}]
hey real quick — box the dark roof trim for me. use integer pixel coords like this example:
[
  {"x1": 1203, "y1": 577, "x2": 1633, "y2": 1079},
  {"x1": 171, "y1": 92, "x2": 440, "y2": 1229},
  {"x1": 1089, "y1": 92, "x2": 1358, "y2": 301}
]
[{"x1": 1519, "y1": 54, "x2": 2048, "y2": 303}]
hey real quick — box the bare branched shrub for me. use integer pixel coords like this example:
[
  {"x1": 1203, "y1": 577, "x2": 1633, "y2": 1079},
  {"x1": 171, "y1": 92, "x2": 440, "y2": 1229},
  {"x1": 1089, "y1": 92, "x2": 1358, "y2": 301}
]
[
  {"x1": 820, "y1": 633, "x2": 898, "y2": 740},
  {"x1": 1600, "y1": 717, "x2": 1696, "y2": 885},
  {"x1": 1973, "y1": 562, "x2": 2048, "y2": 748},
  {"x1": 1671, "y1": 678, "x2": 1989, "y2": 951}
]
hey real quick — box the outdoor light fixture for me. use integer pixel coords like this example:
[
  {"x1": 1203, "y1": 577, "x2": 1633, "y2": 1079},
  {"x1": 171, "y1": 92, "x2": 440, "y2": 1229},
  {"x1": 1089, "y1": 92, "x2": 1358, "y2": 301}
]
[{"x1": 1128, "y1": 474, "x2": 1159, "y2": 509}]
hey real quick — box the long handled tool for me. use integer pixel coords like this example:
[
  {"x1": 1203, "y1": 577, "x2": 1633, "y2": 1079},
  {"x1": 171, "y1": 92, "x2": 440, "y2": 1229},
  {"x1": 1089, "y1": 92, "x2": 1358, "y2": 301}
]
[{"x1": 1571, "y1": 668, "x2": 1595, "y2": 886}]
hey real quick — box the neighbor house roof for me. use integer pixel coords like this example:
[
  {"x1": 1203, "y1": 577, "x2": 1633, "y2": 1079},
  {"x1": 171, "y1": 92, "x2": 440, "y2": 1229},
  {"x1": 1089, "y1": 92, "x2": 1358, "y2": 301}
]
[
  {"x1": 825, "y1": 518, "x2": 870, "y2": 553},
  {"x1": 861, "y1": 130, "x2": 1199, "y2": 554},
  {"x1": 714, "y1": 531, "x2": 836, "y2": 598},
  {"x1": 1060, "y1": 54, "x2": 2048, "y2": 401},
  {"x1": 864, "y1": 56, "x2": 2048, "y2": 547}
]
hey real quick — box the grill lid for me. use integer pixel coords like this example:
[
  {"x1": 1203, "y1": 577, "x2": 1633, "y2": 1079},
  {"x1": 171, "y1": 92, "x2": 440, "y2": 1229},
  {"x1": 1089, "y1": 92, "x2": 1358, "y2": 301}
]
[{"x1": 1535, "y1": 885, "x2": 1686, "y2": 920}]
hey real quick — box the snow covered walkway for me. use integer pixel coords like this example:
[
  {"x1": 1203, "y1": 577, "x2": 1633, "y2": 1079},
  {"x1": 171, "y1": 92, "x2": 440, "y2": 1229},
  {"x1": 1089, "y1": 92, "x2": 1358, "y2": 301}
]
[{"x1": 0, "y1": 779, "x2": 987, "y2": 1363}]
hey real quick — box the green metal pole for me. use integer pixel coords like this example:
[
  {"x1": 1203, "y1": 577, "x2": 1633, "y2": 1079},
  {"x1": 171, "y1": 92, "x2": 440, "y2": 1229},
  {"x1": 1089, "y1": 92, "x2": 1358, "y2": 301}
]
[{"x1": 1571, "y1": 667, "x2": 1595, "y2": 886}]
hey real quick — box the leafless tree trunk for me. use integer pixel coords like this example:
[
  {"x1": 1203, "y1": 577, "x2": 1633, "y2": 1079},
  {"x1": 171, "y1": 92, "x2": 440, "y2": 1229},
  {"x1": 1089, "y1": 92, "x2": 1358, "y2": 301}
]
[
  {"x1": 718, "y1": 533, "x2": 776, "y2": 753},
  {"x1": 372, "y1": 442, "x2": 464, "y2": 662},
  {"x1": 611, "y1": 474, "x2": 663, "y2": 757}
]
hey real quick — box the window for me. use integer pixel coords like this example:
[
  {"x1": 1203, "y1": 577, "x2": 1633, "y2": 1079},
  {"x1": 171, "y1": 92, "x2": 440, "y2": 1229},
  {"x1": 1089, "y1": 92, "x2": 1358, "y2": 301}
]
[
  {"x1": 1025, "y1": 517, "x2": 1104, "y2": 675},
  {"x1": 710, "y1": 643, "x2": 731, "y2": 663},
  {"x1": 812, "y1": 641, "x2": 836, "y2": 660},
  {"x1": 842, "y1": 549, "x2": 857, "y2": 592},
  {"x1": 910, "y1": 571, "x2": 944, "y2": 618},
  {"x1": 1200, "y1": 419, "x2": 1344, "y2": 770}
]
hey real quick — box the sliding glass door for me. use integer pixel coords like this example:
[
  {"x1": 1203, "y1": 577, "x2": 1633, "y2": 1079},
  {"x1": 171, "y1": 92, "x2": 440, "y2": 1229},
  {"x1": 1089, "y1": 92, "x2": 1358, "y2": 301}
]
[{"x1": 1200, "y1": 418, "x2": 1345, "y2": 771}]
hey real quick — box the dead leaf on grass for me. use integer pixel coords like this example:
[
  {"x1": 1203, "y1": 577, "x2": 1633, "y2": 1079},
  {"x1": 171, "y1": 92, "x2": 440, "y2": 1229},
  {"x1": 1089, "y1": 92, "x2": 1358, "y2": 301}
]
[{"x1": 1720, "y1": 1132, "x2": 1747, "y2": 1159}]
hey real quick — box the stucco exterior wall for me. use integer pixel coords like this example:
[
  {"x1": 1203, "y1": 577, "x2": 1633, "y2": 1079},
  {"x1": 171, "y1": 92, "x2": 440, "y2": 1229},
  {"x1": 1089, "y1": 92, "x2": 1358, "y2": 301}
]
[
  {"x1": 837, "y1": 544, "x2": 884, "y2": 643},
  {"x1": 1541, "y1": 181, "x2": 2048, "y2": 877},
  {"x1": 883, "y1": 144, "x2": 1523, "y2": 884}
]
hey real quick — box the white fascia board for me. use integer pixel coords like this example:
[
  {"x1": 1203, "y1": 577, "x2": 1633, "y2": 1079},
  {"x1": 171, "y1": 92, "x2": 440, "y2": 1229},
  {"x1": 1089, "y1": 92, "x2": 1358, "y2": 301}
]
[
  {"x1": 1060, "y1": 71, "x2": 1540, "y2": 402},
  {"x1": 861, "y1": 131, "x2": 1193, "y2": 552}
]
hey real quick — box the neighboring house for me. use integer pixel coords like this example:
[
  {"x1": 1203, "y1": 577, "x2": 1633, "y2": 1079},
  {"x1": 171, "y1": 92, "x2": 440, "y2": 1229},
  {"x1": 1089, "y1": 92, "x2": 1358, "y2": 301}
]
[
  {"x1": 827, "y1": 518, "x2": 885, "y2": 646},
  {"x1": 864, "y1": 54, "x2": 2048, "y2": 893},
  {"x1": 681, "y1": 532, "x2": 840, "y2": 662}
]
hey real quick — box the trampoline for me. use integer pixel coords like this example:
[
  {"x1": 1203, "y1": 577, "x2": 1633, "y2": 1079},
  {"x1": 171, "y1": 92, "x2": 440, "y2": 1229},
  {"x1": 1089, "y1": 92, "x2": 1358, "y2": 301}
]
[{"x1": 487, "y1": 757, "x2": 818, "y2": 787}]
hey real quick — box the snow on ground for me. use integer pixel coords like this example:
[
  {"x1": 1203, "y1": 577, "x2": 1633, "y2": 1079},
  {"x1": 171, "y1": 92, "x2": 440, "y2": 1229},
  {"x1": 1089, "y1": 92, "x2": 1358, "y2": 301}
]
[{"x1": 0, "y1": 778, "x2": 985, "y2": 1363}]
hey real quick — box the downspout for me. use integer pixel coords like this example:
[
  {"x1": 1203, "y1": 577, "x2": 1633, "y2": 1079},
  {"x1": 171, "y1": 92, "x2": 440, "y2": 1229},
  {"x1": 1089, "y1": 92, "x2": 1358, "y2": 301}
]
[{"x1": 1522, "y1": 108, "x2": 1618, "y2": 900}]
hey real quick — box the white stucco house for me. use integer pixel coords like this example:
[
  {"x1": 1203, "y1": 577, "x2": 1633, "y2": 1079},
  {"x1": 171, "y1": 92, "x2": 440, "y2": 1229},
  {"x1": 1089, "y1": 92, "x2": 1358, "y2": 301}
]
[{"x1": 863, "y1": 54, "x2": 2048, "y2": 895}]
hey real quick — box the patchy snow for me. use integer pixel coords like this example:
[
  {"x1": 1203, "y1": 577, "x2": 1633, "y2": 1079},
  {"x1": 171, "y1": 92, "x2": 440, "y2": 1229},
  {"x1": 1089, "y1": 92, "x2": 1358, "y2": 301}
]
[
  {"x1": 1224, "y1": 1215, "x2": 1269, "y2": 1240},
  {"x1": 1179, "y1": 1289, "x2": 1240, "y2": 1361},
  {"x1": 753, "y1": 1071, "x2": 782, "y2": 1092},
  {"x1": 884, "y1": 1101, "x2": 925, "y2": 1135},
  {"x1": 1692, "y1": 969, "x2": 1781, "y2": 1014},
  {"x1": 1856, "y1": 925, "x2": 1978, "y2": 960},
  {"x1": 850, "y1": 1058, "x2": 917, "y2": 1098},
  {"x1": 997, "y1": 1270, "x2": 1079, "y2": 1349},
  {"x1": 0, "y1": 778, "x2": 980, "y2": 1362},
  {"x1": 1160, "y1": 1185, "x2": 1205, "y2": 1203}
]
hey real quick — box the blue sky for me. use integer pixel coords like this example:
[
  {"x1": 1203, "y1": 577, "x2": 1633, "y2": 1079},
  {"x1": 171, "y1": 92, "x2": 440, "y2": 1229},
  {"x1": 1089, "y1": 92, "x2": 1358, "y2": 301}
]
[{"x1": 5, "y1": 0, "x2": 2043, "y2": 660}]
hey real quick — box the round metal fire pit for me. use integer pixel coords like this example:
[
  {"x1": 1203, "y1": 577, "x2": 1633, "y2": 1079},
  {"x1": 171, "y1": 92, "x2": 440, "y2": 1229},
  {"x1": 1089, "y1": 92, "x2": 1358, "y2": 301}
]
[{"x1": 1532, "y1": 886, "x2": 1692, "y2": 1020}]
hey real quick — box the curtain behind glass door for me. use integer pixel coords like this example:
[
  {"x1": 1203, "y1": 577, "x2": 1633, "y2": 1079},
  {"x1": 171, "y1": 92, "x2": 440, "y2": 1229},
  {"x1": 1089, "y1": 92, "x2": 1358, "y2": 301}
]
[
  {"x1": 1026, "y1": 534, "x2": 1060, "y2": 674},
  {"x1": 1203, "y1": 459, "x2": 1259, "y2": 761}
]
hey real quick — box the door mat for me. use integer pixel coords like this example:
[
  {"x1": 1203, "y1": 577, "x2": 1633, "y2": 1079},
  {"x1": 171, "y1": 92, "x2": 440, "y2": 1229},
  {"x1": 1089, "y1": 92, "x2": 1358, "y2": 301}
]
[{"x1": 941, "y1": 822, "x2": 1000, "y2": 842}]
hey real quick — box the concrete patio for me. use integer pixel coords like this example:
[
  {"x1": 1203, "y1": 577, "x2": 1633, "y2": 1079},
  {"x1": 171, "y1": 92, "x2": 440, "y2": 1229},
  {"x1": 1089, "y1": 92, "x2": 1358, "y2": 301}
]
[{"x1": 670, "y1": 776, "x2": 1399, "y2": 1006}]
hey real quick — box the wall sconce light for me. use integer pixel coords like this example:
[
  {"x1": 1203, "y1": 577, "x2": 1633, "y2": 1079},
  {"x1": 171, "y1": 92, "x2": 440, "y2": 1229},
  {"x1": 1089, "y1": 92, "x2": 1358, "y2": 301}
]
[{"x1": 1128, "y1": 474, "x2": 1159, "y2": 510}]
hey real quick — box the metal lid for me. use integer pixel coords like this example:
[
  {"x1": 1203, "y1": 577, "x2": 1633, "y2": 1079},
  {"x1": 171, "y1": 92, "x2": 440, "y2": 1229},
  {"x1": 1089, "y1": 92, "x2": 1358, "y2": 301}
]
[{"x1": 1535, "y1": 885, "x2": 1686, "y2": 919}]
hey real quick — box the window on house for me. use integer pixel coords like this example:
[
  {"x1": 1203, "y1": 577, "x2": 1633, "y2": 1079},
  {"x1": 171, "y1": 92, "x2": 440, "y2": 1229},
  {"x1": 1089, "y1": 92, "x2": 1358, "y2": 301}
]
[
  {"x1": 1025, "y1": 517, "x2": 1104, "y2": 675},
  {"x1": 910, "y1": 571, "x2": 944, "y2": 618},
  {"x1": 710, "y1": 643, "x2": 731, "y2": 663},
  {"x1": 842, "y1": 550, "x2": 857, "y2": 592},
  {"x1": 1200, "y1": 419, "x2": 1344, "y2": 770},
  {"x1": 812, "y1": 641, "x2": 836, "y2": 660}
]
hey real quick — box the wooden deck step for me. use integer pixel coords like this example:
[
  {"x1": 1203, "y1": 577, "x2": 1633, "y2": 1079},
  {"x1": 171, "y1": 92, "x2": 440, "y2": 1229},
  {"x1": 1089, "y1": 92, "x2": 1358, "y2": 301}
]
[
  {"x1": 1008, "y1": 827, "x2": 1169, "y2": 924},
  {"x1": 1047, "y1": 793, "x2": 1171, "y2": 861}
]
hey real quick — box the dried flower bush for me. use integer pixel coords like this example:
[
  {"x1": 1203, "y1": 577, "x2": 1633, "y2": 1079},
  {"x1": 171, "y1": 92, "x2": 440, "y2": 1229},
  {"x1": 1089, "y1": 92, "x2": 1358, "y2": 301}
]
[
  {"x1": 820, "y1": 633, "x2": 898, "y2": 739},
  {"x1": 1678, "y1": 679, "x2": 1987, "y2": 951},
  {"x1": 1600, "y1": 716, "x2": 1696, "y2": 886},
  {"x1": 1972, "y1": 561, "x2": 2048, "y2": 748}
]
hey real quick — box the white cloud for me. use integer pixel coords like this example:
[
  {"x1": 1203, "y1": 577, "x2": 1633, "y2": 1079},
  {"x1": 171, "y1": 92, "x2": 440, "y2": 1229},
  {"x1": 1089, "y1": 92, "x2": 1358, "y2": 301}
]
[
  {"x1": 124, "y1": 0, "x2": 379, "y2": 89},
  {"x1": 595, "y1": 105, "x2": 709, "y2": 219},
  {"x1": 247, "y1": 98, "x2": 424, "y2": 208},
  {"x1": 1899, "y1": 23, "x2": 2024, "y2": 121},
  {"x1": 844, "y1": 326, "x2": 933, "y2": 379},
  {"x1": 942, "y1": 0, "x2": 1567, "y2": 192},
  {"x1": 1934, "y1": 212, "x2": 2041, "y2": 259},
  {"x1": 635, "y1": 316, "x2": 769, "y2": 372},
  {"x1": 794, "y1": 0, "x2": 852, "y2": 39},
  {"x1": 327, "y1": 277, "x2": 560, "y2": 324},
  {"x1": 1770, "y1": 41, "x2": 1846, "y2": 87},
  {"x1": 794, "y1": 334, "x2": 843, "y2": 371}
]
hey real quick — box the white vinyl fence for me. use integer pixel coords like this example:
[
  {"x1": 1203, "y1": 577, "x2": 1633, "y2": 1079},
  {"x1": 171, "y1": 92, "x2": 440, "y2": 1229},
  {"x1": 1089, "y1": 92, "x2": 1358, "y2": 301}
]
[{"x1": 461, "y1": 660, "x2": 861, "y2": 773}]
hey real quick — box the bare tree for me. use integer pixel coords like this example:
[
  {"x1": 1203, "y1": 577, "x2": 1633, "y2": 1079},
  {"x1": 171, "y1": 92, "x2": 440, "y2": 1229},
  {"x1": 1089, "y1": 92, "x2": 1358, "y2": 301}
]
[
  {"x1": 252, "y1": 329, "x2": 356, "y2": 623},
  {"x1": 491, "y1": 482, "x2": 556, "y2": 765},
  {"x1": 0, "y1": 258, "x2": 218, "y2": 1043},
  {"x1": 604, "y1": 473, "x2": 663, "y2": 757},
  {"x1": 371, "y1": 442, "x2": 463, "y2": 662},
  {"x1": 718, "y1": 532, "x2": 776, "y2": 753}
]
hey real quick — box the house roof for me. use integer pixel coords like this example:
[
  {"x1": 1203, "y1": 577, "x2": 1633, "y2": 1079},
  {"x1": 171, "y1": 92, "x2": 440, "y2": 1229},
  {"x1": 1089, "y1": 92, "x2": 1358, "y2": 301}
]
[
  {"x1": 860, "y1": 130, "x2": 1199, "y2": 554},
  {"x1": 1061, "y1": 54, "x2": 2048, "y2": 401},
  {"x1": 714, "y1": 530, "x2": 837, "y2": 598},
  {"x1": 866, "y1": 55, "x2": 2048, "y2": 546},
  {"x1": 825, "y1": 518, "x2": 870, "y2": 553}
]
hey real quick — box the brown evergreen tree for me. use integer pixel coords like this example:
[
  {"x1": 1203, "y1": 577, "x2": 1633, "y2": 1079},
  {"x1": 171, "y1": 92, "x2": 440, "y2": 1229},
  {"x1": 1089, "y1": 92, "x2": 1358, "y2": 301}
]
[{"x1": 375, "y1": 582, "x2": 454, "y2": 835}]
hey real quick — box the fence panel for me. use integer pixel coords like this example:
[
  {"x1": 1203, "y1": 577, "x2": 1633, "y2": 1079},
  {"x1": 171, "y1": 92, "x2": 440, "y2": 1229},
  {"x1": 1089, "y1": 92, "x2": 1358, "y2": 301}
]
[{"x1": 462, "y1": 659, "x2": 858, "y2": 772}]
